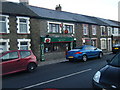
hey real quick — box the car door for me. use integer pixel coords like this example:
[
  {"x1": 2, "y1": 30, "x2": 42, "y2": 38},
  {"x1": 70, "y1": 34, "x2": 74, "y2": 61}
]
[{"x1": 1, "y1": 51, "x2": 20, "y2": 75}]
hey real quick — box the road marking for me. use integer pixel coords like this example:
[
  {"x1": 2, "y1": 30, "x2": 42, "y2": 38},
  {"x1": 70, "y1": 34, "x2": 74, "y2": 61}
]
[{"x1": 19, "y1": 68, "x2": 92, "y2": 90}]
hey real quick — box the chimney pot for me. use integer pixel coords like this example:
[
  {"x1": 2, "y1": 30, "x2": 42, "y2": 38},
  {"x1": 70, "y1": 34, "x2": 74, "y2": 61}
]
[
  {"x1": 19, "y1": 0, "x2": 29, "y2": 5},
  {"x1": 55, "y1": 4, "x2": 62, "y2": 11}
]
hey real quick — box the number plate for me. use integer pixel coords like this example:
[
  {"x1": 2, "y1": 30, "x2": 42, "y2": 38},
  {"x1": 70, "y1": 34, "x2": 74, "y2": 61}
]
[
  {"x1": 68, "y1": 56, "x2": 74, "y2": 58},
  {"x1": 115, "y1": 48, "x2": 119, "y2": 49}
]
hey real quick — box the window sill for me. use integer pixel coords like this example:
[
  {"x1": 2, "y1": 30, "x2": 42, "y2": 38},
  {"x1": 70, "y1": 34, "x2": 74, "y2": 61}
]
[
  {"x1": 17, "y1": 33, "x2": 30, "y2": 35},
  {"x1": 0, "y1": 33, "x2": 9, "y2": 35}
]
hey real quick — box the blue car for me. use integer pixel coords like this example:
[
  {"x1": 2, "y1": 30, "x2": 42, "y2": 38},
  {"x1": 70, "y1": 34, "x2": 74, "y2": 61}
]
[{"x1": 66, "y1": 45, "x2": 103, "y2": 61}]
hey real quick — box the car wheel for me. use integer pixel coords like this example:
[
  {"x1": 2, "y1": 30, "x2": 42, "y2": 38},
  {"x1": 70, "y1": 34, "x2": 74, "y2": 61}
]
[
  {"x1": 99, "y1": 52, "x2": 103, "y2": 58},
  {"x1": 27, "y1": 63, "x2": 37, "y2": 72},
  {"x1": 82, "y1": 55, "x2": 87, "y2": 62}
]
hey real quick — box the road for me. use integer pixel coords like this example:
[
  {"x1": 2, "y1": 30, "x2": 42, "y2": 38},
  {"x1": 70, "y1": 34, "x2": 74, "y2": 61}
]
[{"x1": 2, "y1": 53, "x2": 115, "y2": 89}]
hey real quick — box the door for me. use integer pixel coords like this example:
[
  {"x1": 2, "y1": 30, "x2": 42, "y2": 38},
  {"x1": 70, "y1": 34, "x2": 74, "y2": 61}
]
[{"x1": 1, "y1": 51, "x2": 20, "y2": 75}]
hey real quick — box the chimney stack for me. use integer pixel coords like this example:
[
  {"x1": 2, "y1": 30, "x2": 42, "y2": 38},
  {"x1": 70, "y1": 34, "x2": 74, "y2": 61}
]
[
  {"x1": 19, "y1": 0, "x2": 29, "y2": 5},
  {"x1": 55, "y1": 4, "x2": 62, "y2": 11}
]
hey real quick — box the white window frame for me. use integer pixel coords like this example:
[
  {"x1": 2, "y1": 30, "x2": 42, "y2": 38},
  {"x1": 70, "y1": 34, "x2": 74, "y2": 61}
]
[
  {"x1": 107, "y1": 38, "x2": 112, "y2": 51},
  {"x1": 92, "y1": 25, "x2": 97, "y2": 35},
  {"x1": 100, "y1": 38, "x2": 107, "y2": 49},
  {"x1": 63, "y1": 23, "x2": 75, "y2": 34},
  {"x1": 0, "y1": 14, "x2": 9, "y2": 33},
  {"x1": 0, "y1": 39, "x2": 10, "y2": 52},
  {"x1": 83, "y1": 24, "x2": 88, "y2": 35},
  {"x1": 107, "y1": 27, "x2": 112, "y2": 36},
  {"x1": 17, "y1": 39, "x2": 31, "y2": 50},
  {"x1": 112, "y1": 28, "x2": 118, "y2": 36},
  {"x1": 17, "y1": 16, "x2": 30, "y2": 34},
  {"x1": 101, "y1": 26, "x2": 106, "y2": 36},
  {"x1": 47, "y1": 21, "x2": 61, "y2": 33}
]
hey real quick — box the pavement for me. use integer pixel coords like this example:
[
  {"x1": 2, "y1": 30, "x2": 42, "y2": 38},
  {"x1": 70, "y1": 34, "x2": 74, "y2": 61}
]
[{"x1": 38, "y1": 52, "x2": 113, "y2": 67}]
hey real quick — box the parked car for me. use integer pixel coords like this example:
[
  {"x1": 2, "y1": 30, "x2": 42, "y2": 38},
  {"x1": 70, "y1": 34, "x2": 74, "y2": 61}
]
[
  {"x1": 112, "y1": 43, "x2": 120, "y2": 53},
  {"x1": 93, "y1": 52, "x2": 120, "y2": 89},
  {"x1": 66, "y1": 45, "x2": 103, "y2": 62},
  {"x1": 0, "y1": 50, "x2": 38, "y2": 75}
]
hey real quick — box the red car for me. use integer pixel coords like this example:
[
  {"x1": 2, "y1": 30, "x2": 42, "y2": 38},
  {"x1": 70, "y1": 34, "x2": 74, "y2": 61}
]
[{"x1": 0, "y1": 50, "x2": 38, "y2": 75}]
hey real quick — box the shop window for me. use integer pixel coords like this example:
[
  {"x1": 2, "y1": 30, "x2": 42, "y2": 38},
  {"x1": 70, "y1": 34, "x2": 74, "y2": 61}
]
[
  {"x1": 0, "y1": 15, "x2": 9, "y2": 33},
  {"x1": 44, "y1": 43, "x2": 70, "y2": 53}
]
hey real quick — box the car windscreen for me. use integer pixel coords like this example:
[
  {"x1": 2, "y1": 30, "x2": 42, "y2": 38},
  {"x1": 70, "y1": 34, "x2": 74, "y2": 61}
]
[
  {"x1": 113, "y1": 44, "x2": 120, "y2": 47},
  {"x1": 110, "y1": 53, "x2": 120, "y2": 67}
]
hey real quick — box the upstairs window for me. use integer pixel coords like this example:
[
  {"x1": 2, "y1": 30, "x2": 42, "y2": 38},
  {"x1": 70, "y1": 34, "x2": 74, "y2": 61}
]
[
  {"x1": 107, "y1": 27, "x2": 112, "y2": 36},
  {"x1": 0, "y1": 15, "x2": 9, "y2": 33},
  {"x1": 101, "y1": 26, "x2": 106, "y2": 36},
  {"x1": 17, "y1": 17, "x2": 30, "y2": 34},
  {"x1": 92, "y1": 25, "x2": 97, "y2": 35},
  {"x1": 49, "y1": 23, "x2": 60, "y2": 33},
  {"x1": 64, "y1": 24, "x2": 74, "y2": 34},
  {"x1": 83, "y1": 24, "x2": 88, "y2": 35}
]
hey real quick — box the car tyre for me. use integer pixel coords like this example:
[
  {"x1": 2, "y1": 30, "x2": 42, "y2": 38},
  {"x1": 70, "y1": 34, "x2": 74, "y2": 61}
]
[
  {"x1": 82, "y1": 55, "x2": 87, "y2": 62},
  {"x1": 27, "y1": 63, "x2": 37, "y2": 72},
  {"x1": 98, "y1": 52, "x2": 103, "y2": 58}
]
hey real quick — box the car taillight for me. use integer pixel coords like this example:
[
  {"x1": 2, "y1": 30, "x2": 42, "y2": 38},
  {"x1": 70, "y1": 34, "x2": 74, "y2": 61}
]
[{"x1": 75, "y1": 52, "x2": 82, "y2": 54}]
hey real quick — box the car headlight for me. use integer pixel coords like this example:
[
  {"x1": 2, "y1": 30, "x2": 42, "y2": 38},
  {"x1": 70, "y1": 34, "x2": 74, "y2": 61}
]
[{"x1": 93, "y1": 71, "x2": 101, "y2": 83}]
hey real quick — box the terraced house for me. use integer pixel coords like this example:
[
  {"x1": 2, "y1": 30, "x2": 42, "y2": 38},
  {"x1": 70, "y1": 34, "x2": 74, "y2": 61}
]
[{"x1": 0, "y1": 0, "x2": 120, "y2": 62}]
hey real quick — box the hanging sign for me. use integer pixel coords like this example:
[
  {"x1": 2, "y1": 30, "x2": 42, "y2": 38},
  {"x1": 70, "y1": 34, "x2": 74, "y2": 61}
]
[{"x1": 44, "y1": 38, "x2": 51, "y2": 43}]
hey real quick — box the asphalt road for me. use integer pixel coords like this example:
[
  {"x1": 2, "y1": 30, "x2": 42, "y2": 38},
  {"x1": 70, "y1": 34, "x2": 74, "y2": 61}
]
[{"x1": 2, "y1": 53, "x2": 115, "y2": 89}]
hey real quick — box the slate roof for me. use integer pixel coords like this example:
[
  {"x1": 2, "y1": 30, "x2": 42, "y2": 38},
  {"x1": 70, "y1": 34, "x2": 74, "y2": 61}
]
[
  {"x1": 96, "y1": 17, "x2": 119, "y2": 27},
  {"x1": 0, "y1": 1, "x2": 38, "y2": 17},
  {"x1": 1, "y1": 1, "x2": 120, "y2": 27}
]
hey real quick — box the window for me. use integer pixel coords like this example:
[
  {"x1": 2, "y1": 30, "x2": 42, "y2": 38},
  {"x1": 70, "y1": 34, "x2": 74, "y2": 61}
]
[
  {"x1": 0, "y1": 15, "x2": 9, "y2": 33},
  {"x1": 101, "y1": 26, "x2": 106, "y2": 36},
  {"x1": 0, "y1": 39, "x2": 10, "y2": 52},
  {"x1": 83, "y1": 24, "x2": 88, "y2": 35},
  {"x1": 92, "y1": 25, "x2": 96, "y2": 35},
  {"x1": 18, "y1": 39, "x2": 31, "y2": 50},
  {"x1": 1, "y1": 52, "x2": 18, "y2": 62},
  {"x1": 44, "y1": 43, "x2": 70, "y2": 53},
  {"x1": 17, "y1": 17, "x2": 30, "y2": 34},
  {"x1": 107, "y1": 27, "x2": 112, "y2": 36},
  {"x1": 20, "y1": 51, "x2": 31, "y2": 58},
  {"x1": 48, "y1": 21, "x2": 61, "y2": 33},
  {"x1": 64, "y1": 23, "x2": 74, "y2": 34},
  {"x1": 100, "y1": 38, "x2": 107, "y2": 49}
]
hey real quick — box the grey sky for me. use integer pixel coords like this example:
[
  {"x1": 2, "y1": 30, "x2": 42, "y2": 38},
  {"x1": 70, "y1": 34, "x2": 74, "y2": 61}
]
[{"x1": 7, "y1": 0, "x2": 120, "y2": 21}]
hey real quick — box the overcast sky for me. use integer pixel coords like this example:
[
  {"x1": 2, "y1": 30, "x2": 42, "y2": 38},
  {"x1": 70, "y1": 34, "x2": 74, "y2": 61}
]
[{"x1": 7, "y1": 0, "x2": 120, "y2": 21}]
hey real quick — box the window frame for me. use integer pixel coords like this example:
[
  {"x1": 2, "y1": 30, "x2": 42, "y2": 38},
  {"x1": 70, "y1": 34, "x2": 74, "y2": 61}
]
[
  {"x1": 101, "y1": 26, "x2": 106, "y2": 36},
  {"x1": 92, "y1": 25, "x2": 97, "y2": 35},
  {"x1": 47, "y1": 21, "x2": 61, "y2": 33},
  {"x1": 17, "y1": 16, "x2": 30, "y2": 34},
  {"x1": 17, "y1": 39, "x2": 31, "y2": 50},
  {"x1": 83, "y1": 24, "x2": 88, "y2": 35},
  {"x1": 100, "y1": 38, "x2": 107, "y2": 49},
  {"x1": 0, "y1": 14, "x2": 9, "y2": 33},
  {"x1": 63, "y1": 23, "x2": 74, "y2": 34}
]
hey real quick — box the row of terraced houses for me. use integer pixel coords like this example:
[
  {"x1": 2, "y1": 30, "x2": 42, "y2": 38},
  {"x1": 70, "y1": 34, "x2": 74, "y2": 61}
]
[{"x1": 0, "y1": 0, "x2": 120, "y2": 62}]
